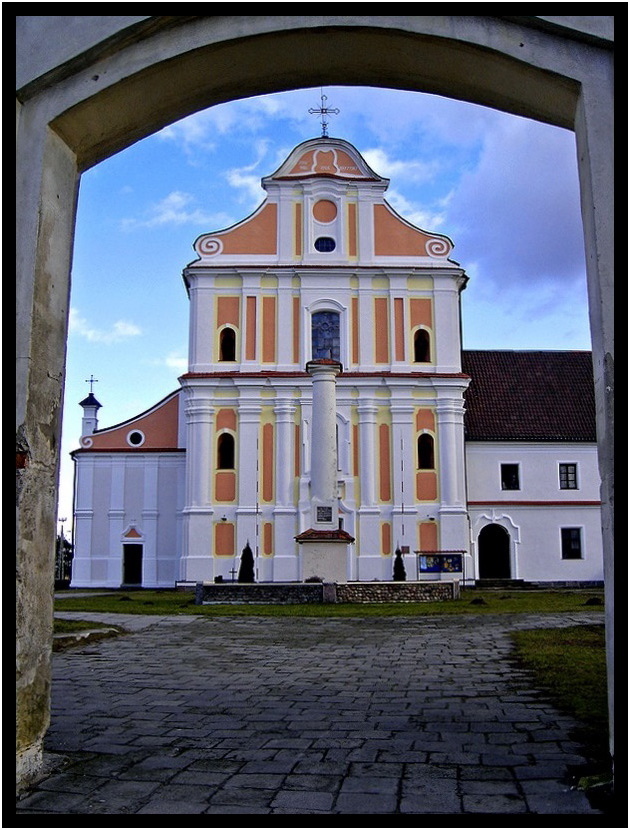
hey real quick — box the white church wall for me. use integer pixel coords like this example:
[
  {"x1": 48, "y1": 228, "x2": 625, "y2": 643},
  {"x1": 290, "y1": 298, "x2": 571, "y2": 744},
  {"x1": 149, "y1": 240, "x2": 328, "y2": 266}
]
[{"x1": 71, "y1": 452, "x2": 186, "y2": 588}]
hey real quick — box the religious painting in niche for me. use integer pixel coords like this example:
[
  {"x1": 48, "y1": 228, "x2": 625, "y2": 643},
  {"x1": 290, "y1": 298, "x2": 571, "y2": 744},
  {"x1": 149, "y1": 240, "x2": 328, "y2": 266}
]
[{"x1": 312, "y1": 311, "x2": 340, "y2": 361}]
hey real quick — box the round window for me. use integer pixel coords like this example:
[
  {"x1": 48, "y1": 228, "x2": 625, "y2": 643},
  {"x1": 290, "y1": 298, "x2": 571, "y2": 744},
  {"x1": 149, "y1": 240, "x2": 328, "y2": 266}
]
[
  {"x1": 127, "y1": 430, "x2": 145, "y2": 447},
  {"x1": 314, "y1": 237, "x2": 336, "y2": 253}
]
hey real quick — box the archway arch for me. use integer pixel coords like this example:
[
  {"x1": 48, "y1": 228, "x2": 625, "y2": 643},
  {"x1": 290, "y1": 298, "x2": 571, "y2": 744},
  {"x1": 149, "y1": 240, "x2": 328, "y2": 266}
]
[{"x1": 16, "y1": 16, "x2": 614, "y2": 785}]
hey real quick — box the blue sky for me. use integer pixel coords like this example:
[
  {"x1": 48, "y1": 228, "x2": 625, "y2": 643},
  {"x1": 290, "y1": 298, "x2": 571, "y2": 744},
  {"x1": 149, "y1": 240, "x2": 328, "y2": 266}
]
[{"x1": 58, "y1": 85, "x2": 591, "y2": 534}]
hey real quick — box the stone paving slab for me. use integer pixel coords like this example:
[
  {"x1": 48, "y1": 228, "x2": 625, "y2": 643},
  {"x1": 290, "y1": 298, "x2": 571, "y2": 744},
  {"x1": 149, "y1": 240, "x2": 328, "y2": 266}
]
[{"x1": 15, "y1": 611, "x2": 607, "y2": 816}]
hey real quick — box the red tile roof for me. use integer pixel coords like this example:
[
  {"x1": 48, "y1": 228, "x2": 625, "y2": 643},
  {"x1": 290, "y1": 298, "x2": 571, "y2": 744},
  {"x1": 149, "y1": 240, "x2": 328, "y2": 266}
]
[{"x1": 461, "y1": 351, "x2": 597, "y2": 442}]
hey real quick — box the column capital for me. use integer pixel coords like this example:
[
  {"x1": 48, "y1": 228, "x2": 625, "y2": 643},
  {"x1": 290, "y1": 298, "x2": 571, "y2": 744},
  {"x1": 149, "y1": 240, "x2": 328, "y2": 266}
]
[
  {"x1": 357, "y1": 400, "x2": 378, "y2": 418},
  {"x1": 184, "y1": 399, "x2": 215, "y2": 419},
  {"x1": 273, "y1": 398, "x2": 297, "y2": 417},
  {"x1": 306, "y1": 359, "x2": 342, "y2": 379}
]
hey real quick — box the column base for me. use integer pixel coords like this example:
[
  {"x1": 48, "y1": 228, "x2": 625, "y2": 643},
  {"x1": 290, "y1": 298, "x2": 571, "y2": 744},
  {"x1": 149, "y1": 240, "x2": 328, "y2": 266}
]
[{"x1": 295, "y1": 528, "x2": 354, "y2": 584}]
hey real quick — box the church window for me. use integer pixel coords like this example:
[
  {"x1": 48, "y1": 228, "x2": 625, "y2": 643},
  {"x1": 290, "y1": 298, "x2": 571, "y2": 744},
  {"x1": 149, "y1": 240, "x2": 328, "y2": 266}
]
[
  {"x1": 561, "y1": 527, "x2": 582, "y2": 559},
  {"x1": 217, "y1": 433, "x2": 235, "y2": 469},
  {"x1": 414, "y1": 329, "x2": 431, "y2": 363},
  {"x1": 219, "y1": 327, "x2": 236, "y2": 361},
  {"x1": 501, "y1": 463, "x2": 520, "y2": 490},
  {"x1": 559, "y1": 463, "x2": 578, "y2": 489},
  {"x1": 314, "y1": 236, "x2": 336, "y2": 252},
  {"x1": 417, "y1": 434, "x2": 434, "y2": 470},
  {"x1": 312, "y1": 311, "x2": 340, "y2": 361}
]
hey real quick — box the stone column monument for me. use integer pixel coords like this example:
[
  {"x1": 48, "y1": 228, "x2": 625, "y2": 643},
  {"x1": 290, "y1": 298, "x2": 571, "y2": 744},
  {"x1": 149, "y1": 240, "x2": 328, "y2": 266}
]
[{"x1": 296, "y1": 360, "x2": 354, "y2": 582}]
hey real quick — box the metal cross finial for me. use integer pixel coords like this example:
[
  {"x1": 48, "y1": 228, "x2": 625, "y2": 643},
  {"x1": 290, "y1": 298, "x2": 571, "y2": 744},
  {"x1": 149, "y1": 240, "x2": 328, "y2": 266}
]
[
  {"x1": 85, "y1": 374, "x2": 98, "y2": 394},
  {"x1": 309, "y1": 90, "x2": 339, "y2": 138}
]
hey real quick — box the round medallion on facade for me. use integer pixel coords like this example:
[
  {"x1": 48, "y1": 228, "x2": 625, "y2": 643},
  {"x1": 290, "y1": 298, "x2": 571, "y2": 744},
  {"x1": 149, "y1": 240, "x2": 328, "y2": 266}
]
[{"x1": 313, "y1": 199, "x2": 338, "y2": 223}]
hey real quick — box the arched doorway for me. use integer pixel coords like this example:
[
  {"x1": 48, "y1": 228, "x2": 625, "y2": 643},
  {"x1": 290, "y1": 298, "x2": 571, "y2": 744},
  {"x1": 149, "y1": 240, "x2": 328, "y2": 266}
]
[{"x1": 478, "y1": 524, "x2": 511, "y2": 579}]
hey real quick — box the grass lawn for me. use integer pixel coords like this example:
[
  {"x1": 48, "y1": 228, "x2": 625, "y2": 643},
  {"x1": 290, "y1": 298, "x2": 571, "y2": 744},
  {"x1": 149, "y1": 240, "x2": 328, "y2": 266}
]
[
  {"x1": 511, "y1": 625, "x2": 608, "y2": 745},
  {"x1": 54, "y1": 618, "x2": 116, "y2": 634},
  {"x1": 510, "y1": 624, "x2": 612, "y2": 807},
  {"x1": 54, "y1": 587, "x2": 604, "y2": 617},
  {"x1": 52, "y1": 617, "x2": 127, "y2": 651}
]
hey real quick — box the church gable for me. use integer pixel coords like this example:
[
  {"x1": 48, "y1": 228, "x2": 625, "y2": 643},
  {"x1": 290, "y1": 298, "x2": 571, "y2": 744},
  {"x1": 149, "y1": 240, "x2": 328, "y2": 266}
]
[
  {"x1": 77, "y1": 391, "x2": 182, "y2": 451},
  {"x1": 373, "y1": 203, "x2": 453, "y2": 259},
  {"x1": 269, "y1": 139, "x2": 382, "y2": 182},
  {"x1": 188, "y1": 136, "x2": 457, "y2": 268},
  {"x1": 194, "y1": 203, "x2": 277, "y2": 259}
]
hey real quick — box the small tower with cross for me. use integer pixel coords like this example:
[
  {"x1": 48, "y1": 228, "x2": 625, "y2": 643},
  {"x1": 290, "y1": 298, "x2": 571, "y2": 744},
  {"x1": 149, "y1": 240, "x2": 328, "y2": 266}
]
[
  {"x1": 79, "y1": 375, "x2": 101, "y2": 437},
  {"x1": 308, "y1": 90, "x2": 340, "y2": 138}
]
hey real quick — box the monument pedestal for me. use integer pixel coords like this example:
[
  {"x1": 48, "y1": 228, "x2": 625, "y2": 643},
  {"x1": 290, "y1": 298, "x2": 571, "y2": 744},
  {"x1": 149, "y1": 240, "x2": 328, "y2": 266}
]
[
  {"x1": 296, "y1": 528, "x2": 355, "y2": 584},
  {"x1": 299, "y1": 359, "x2": 355, "y2": 583}
]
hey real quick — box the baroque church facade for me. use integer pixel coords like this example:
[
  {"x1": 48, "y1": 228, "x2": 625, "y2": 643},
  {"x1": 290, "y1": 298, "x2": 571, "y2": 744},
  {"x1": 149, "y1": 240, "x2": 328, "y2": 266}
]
[{"x1": 70, "y1": 137, "x2": 603, "y2": 588}]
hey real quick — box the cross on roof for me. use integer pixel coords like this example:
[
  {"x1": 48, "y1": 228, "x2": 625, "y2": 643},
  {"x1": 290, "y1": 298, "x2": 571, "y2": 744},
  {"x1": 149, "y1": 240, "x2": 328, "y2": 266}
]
[
  {"x1": 308, "y1": 91, "x2": 339, "y2": 138},
  {"x1": 85, "y1": 374, "x2": 98, "y2": 393}
]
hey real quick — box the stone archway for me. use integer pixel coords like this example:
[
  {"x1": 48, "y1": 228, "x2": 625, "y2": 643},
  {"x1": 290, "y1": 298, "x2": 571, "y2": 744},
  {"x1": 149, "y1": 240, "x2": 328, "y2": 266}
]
[
  {"x1": 478, "y1": 524, "x2": 511, "y2": 580},
  {"x1": 16, "y1": 16, "x2": 614, "y2": 786}
]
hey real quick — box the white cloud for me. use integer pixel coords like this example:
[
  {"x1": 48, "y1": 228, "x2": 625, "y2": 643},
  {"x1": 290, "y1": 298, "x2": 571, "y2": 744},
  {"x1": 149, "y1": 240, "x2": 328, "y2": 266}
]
[
  {"x1": 362, "y1": 148, "x2": 439, "y2": 183},
  {"x1": 69, "y1": 309, "x2": 142, "y2": 344},
  {"x1": 385, "y1": 189, "x2": 445, "y2": 231},
  {"x1": 157, "y1": 100, "x2": 282, "y2": 152},
  {"x1": 225, "y1": 168, "x2": 265, "y2": 206},
  {"x1": 444, "y1": 118, "x2": 585, "y2": 287},
  {"x1": 121, "y1": 191, "x2": 233, "y2": 231},
  {"x1": 158, "y1": 110, "x2": 221, "y2": 150},
  {"x1": 144, "y1": 351, "x2": 188, "y2": 372},
  {"x1": 224, "y1": 139, "x2": 270, "y2": 205}
]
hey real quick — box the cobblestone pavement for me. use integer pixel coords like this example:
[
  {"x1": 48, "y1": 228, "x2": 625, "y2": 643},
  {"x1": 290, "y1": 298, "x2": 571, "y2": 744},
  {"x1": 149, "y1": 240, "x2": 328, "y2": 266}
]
[{"x1": 16, "y1": 611, "x2": 606, "y2": 816}]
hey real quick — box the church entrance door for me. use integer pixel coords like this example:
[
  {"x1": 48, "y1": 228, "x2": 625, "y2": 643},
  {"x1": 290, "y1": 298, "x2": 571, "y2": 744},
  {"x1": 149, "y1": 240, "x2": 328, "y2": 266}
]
[
  {"x1": 478, "y1": 525, "x2": 511, "y2": 579},
  {"x1": 122, "y1": 544, "x2": 143, "y2": 585}
]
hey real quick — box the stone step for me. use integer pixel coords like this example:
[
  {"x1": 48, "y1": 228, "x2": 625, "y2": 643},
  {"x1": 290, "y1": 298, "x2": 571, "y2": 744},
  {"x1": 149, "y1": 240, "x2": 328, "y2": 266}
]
[{"x1": 474, "y1": 579, "x2": 528, "y2": 590}]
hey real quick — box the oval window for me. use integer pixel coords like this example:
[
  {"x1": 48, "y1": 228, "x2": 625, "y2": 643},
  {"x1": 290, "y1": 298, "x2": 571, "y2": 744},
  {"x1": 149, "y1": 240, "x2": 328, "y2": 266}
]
[
  {"x1": 127, "y1": 430, "x2": 145, "y2": 447},
  {"x1": 314, "y1": 237, "x2": 336, "y2": 253}
]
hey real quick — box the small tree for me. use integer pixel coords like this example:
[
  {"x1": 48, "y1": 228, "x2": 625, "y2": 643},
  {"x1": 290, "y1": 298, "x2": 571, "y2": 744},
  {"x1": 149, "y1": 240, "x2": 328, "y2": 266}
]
[
  {"x1": 238, "y1": 542, "x2": 255, "y2": 583},
  {"x1": 393, "y1": 547, "x2": 406, "y2": 582}
]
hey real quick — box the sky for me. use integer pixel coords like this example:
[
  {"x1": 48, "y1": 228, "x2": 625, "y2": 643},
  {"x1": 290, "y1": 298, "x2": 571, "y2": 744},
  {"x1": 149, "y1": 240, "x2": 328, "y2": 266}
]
[{"x1": 57, "y1": 85, "x2": 592, "y2": 537}]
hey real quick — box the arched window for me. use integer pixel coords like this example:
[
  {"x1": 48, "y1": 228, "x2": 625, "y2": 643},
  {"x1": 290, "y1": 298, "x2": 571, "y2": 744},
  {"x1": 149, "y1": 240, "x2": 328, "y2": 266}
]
[
  {"x1": 418, "y1": 434, "x2": 434, "y2": 470},
  {"x1": 217, "y1": 433, "x2": 235, "y2": 469},
  {"x1": 312, "y1": 311, "x2": 340, "y2": 361},
  {"x1": 219, "y1": 327, "x2": 236, "y2": 361},
  {"x1": 414, "y1": 329, "x2": 431, "y2": 363}
]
